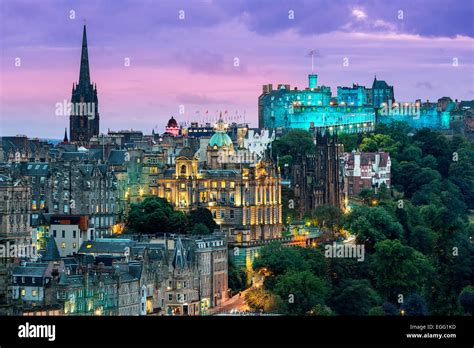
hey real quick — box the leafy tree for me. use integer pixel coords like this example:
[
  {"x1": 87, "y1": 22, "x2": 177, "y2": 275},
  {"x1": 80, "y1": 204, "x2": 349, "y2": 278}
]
[
  {"x1": 330, "y1": 279, "x2": 381, "y2": 315},
  {"x1": 244, "y1": 287, "x2": 278, "y2": 312},
  {"x1": 401, "y1": 294, "x2": 428, "y2": 316},
  {"x1": 407, "y1": 226, "x2": 436, "y2": 255},
  {"x1": 338, "y1": 133, "x2": 361, "y2": 152},
  {"x1": 272, "y1": 129, "x2": 315, "y2": 164},
  {"x1": 296, "y1": 247, "x2": 327, "y2": 278},
  {"x1": 326, "y1": 256, "x2": 371, "y2": 288},
  {"x1": 188, "y1": 208, "x2": 218, "y2": 232},
  {"x1": 418, "y1": 155, "x2": 438, "y2": 169},
  {"x1": 345, "y1": 206, "x2": 403, "y2": 251},
  {"x1": 312, "y1": 204, "x2": 343, "y2": 229},
  {"x1": 382, "y1": 302, "x2": 399, "y2": 316},
  {"x1": 368, "y1": 306, "x2": 386, "y2": 316},
  {"x1": 458, "y1": 285, "x2": 474, "y2": 315},
  {"x1": 371, "y1": 240, "x2": 434, "y2": 301},
  {"x1": 190, "y1": 222, "x2": 210, "y2": 235},
  {"x1": 253, "y1": 242, "x2": 308, "y2": 276},
  {"x1": 281, "y1": 186, "x2": 297, "y2": 225},
  {"x1": 228, "y1": 261, "x2": 248, "y2": 292},
  {"x1": 399, "y1": 145, "x2": 422, "y2": 162},
  {"x1": 273, "y1": 271, "x2": 329, "y2": 315},
  {"x1": 308, "y1": 304, "x2": 334, "y2": 316},
  {"x1": 358, "y1": 188, "x2": 377, "y2": 205},
  {"x1": 127, "y1": 197, "x2": 180, "y2": 233},
  {"x1": 359, "y1": 133, "x2": 400, "y2": 154}
]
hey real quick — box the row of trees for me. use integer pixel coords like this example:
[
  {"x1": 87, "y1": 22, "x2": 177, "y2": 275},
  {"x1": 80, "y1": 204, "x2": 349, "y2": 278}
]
[{"x1": 126, "y1": 197, "x2": 218, "y2": 235}]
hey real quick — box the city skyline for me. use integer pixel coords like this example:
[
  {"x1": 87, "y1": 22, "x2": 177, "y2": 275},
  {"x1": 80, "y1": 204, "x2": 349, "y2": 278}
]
[{"x1": 1, "y1": 0, "x2": 473, "y2": 138}]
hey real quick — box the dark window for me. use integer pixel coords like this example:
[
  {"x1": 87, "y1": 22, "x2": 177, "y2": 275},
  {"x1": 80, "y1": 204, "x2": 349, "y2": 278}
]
[
  {"x1": 53, "y1": 230, "x2": 57, "y2": 238},
  {"x1": 62, "y1": 230, "x2": 65, "y2": 238},
  {"x1": 73, "y1": 230, "x2": 76, "y2": 238}
]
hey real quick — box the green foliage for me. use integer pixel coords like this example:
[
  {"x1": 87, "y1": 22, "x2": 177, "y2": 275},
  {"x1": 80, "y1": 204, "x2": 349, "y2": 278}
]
[
  {"x1": 311, "y1": 204, "x2": 343, "y2": 229},
  {"x1": 188, "y1": 208, "x2": 218, "y2": 233},
  {"x1": 272, "y1": 129, "x2": 315, "y2": 164},
  {"x1": 344, "y1": 205, "x2": 403, "y2": 251},
  {"x1": 190, "y1": 222, "x2": 210, "y2": 235},
  {"x1": 253, "y1": 242, "x2": 309, "y2": 276},
  {"x1": 126, "y1": 196, "x2": 216, "y2": 234},
  {"x1": 273, "y1": 270, "x2": 329, "y2": 315},
  {"x1": 244, "y1": 287, "x2": 278, "y2": 312},
  {"x1": 330, "y1": 279, "x2": 381, "y2": 315},
  {"x1": 368, "y1": 306, "x2": 386, "y2": 316},
  {"x1": 228, "y1": 261, "x2": 247, "y2": 293},
  {"x1": 401, "y1": 294, "x2": 428, "y2": 316},
  {"x1": 458, "y1": 285, "x2": 474, "y2": 315},
  {"x1": 308, "y1": 304, "x2": 334, "y2": 316},
  {"x1": 254, "y1": 242, "x2": 327, "y2": 279},
  {"x1": 338, "y1": 133, "x2": 361, "y2": 152},
  {"x1": 253, "y1": 123, "x2": 473, "y2": 315},
  {"x1": 359, "y1": 133, "x2": 400, "y2": 154},
  {"x1": 371, "y1": 240, "x2": 434, "y2": 301},
  {"x1": 127, "y1": 197, "x2": 187, "y2": 233},
  {"x1": 281, "y1": 185, "x2": 297, "y2": 225}
]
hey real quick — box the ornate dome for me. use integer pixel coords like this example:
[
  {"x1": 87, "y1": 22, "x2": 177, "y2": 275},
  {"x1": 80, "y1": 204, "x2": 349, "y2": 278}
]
[
  {"x1": 209, "y1": 132, "x2": 233, "y2": 148},
  {"x1": 166, "y1": 116, "x2": 178, "y2": 128},
  {"x1": 209, "y1": 114, "x2": 233, "y2": 148}
]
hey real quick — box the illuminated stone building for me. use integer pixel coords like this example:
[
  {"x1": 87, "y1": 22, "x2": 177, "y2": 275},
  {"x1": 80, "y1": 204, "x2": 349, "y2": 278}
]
[
  {"x1": 154, "y1": 118, "x2": 283, "y2": 244},
  {"x1": 343, "y1": 150, "x2": 391, "y2": 198},
  {"x1": 291, "y1": 131, "x2": 344, "y2": 216},
  {"x1": 163, "y1": 238, "x2": 200, "y2": 316},
  {"x1": 258, "y1": 74, "x2": 376, "y2": 133}
]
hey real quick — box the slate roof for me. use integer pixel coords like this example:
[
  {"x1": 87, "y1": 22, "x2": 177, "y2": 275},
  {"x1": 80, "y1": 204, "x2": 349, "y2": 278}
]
[
  {"x1": 177, "y1": 147, "x2": 196, "y2": 159},
  {"x1": 42, "y1": 236, "x2": 61, "y2": 262},
  {"x1": 78, "y1": 239, "x2": 132, "y2": 254},
  {"x1": 108, "y1": 150, "x2": 126, "y2": 165},
  {"x1": 12, "y1": 265, "x2": 47, "y2": 277}
]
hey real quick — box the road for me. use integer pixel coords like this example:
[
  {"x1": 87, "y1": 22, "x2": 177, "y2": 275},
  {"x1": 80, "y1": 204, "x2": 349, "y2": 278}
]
[{"x1": 207, "y1": 289, "x2": 250, "y2": 315}]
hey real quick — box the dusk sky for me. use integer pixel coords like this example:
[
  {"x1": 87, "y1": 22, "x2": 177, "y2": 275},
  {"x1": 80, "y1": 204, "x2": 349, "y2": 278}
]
[{"x1": 1, "y1": 0, "x2": 473, "y2": 138}]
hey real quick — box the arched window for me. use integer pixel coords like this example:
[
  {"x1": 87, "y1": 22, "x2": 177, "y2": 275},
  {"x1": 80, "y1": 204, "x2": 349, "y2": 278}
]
[{"x1": 180, "y1": 164, "x2": 186, "y2": 175}]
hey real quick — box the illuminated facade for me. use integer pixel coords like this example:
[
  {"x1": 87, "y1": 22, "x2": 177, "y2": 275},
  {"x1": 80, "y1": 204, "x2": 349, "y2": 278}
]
[
  {"x1": 154, "y1": 119, "x2": 283, "y2": 243},
  {"x1": 258, "y1": 74, "x2": 376, "y2": 133},
  {"x1": 377, "y1": 100, "x2": 451, "y2": 130}
]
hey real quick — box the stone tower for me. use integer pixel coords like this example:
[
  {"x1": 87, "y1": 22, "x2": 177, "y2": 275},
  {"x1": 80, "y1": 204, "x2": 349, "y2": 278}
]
[{"x1": 69, "y1": 25, "x2": 100, "y2": 144}]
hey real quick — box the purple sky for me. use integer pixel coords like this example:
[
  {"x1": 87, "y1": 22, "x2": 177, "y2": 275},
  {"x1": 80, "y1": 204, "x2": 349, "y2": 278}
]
[{"x1": 1, "y1": 0, "x2": 473, "y2": 138}]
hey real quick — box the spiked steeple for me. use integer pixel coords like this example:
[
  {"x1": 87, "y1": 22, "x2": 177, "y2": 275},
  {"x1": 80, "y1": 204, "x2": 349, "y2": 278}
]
[
  {"x1": 78, "y1": 25, "x2": 91, "y2": 87},
  {"x1": 63, "y1": 128, "x2": 69, "y2": 143},
  {"x1": 70, "y1": 24, "x2": 100, "y2": 144},
  {"x1": 172, "y1": 237, "x2": 187, "y2": 269}
]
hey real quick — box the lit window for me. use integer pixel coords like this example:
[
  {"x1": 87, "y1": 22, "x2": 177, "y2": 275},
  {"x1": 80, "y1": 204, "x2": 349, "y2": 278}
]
[
  {"x1": 212, "y1": 182, "x2": 217, "y2": 188},
  {"x1": 21, "y1": 289, "x2": 26, "y2": 296},
  {"x1": 61, "y1": 242, "x2": 66, "y2": 249},
  {"x1": 230, "y1": 182, "x2": 235, "y2": 188},
  {"x1": 32, "y1": 290, "x2": 37, "y2": 297},
  {"x1": 221, "y1": 181, "x2": 226, "y2": 188}
]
